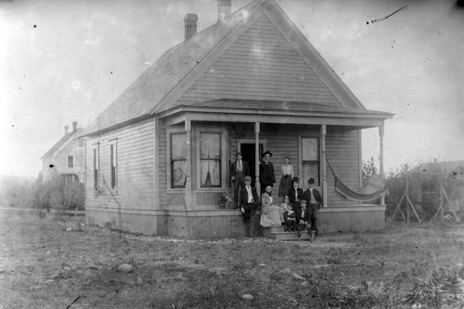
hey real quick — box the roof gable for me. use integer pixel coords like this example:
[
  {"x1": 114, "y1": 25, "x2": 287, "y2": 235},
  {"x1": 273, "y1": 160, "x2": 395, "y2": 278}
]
[
  {"x1": 84, "y1": 0, "x2": 379, "y2": 135},
  {"x1": 41, "y1": 129, "x2": 82, "y2": 159},
  {"x1": 175, "y1": 13, "x2": 342, "y2": 107}
]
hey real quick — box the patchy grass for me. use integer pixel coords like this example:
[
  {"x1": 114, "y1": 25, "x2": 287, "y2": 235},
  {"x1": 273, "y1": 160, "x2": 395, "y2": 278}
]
[{"x1": 1, "y1": 212, "x2": 464, "y2": 308}]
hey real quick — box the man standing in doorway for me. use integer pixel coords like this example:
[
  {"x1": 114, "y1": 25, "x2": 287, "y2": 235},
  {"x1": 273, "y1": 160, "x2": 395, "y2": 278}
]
[
  {"x1": 230, "y1": 152, "x2": 250, "y2": 209},
  {"x1": 259, "y1": 151, "x2": 276, "y2": 193},
  {"x1": 302, "y1": 178, "x2": 323, "y2": 241}
]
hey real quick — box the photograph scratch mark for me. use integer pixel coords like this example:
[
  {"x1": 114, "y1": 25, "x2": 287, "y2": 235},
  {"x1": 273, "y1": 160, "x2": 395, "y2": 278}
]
[{"x1": 367, "y1": 5, "x2": 408, "y2": 25}]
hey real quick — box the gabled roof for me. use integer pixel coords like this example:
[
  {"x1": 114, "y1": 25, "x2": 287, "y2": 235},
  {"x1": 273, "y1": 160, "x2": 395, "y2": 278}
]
[
  {"x1": 83, "y1": 0, "x2": 392, "y2": 136},
  {"x1": 40, "y1": 129, "x2": 82, "y2": 159},
  {"x1": 83, "y1": 0, "x2": 264, "y2": 136}
]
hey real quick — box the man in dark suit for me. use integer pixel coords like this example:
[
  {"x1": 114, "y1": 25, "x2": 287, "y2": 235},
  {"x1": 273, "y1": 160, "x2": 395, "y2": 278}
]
[
  {"x1": 287, "y1": 177, "x2": 303, "y2": 211},
  {"x1": 230, "y1": 152, "x2": 250, "y2": 208},
  {"x1": 240, "y1": 176, "x2": 260, "y2": 237},
  {"x1": 259, "y1": 151, "x2": 275, "y2": 193},
  {"x1": 301, "y1": 178, "x2": 323, "y2": 241}
]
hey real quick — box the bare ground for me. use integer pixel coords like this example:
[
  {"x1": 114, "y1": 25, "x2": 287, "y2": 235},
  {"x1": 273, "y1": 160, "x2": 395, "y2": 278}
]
[{"x1": 1, "y1": 211, "x2": 464, "y2": 309}]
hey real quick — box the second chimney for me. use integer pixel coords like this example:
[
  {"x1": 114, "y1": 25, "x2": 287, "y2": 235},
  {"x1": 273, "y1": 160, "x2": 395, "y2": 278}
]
[
  {"x1": 184, "y1": 14, "x2": 198, "y2": 41},
  {"x1": 217, "y1": 0, "x2": 232, "y2": 22},
  {"x1": 64, "y1": 125, "x2": 69, "y2": 135},
  {"x1": 72, "y1": 121, "x2": 77, "y2": 132}
]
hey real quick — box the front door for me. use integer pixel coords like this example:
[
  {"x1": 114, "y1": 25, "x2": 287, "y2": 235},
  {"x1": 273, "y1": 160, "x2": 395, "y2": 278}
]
[{"x1": 240, "y1": 143, "x2": 263, "y2": 186}]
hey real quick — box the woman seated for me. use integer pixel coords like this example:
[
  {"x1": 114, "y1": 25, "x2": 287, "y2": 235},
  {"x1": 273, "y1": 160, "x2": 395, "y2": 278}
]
[{"x1": 260, "y1": 184, "x2": 285, "y2": 228}]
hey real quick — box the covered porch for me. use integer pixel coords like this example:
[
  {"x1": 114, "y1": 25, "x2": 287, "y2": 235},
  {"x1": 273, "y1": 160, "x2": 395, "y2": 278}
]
[{"x1": 158, "y1": 99, "x2": 392, "y2": 237}]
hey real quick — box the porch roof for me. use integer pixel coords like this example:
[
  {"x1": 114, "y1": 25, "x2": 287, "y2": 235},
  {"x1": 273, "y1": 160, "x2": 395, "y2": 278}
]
[{"x1": 159, "y1": 99, "x2": 393, "y2": 128}]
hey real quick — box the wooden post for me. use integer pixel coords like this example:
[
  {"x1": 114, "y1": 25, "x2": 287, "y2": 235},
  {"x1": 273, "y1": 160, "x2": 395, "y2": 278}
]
[
  {"x1": 185, "y1": 120, "x2": 192, "y2": 210},
  {"x1": 406, "y1": 175, "x2": 410, "y2": 223},
  {"x1": 379, "y1": 124, "x2": 386, "y2": 206},
  {"x1": 254, "y1": 122, "x2": 260, "y2": 195},
  {"x1": 321, "y1": 124, "x2": 328, "y2": 208}
]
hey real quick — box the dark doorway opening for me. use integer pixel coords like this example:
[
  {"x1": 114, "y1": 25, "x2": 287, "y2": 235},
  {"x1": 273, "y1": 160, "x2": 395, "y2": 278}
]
[{"x1": 240, "y1": 143, "x2": 263, "y2": 186}]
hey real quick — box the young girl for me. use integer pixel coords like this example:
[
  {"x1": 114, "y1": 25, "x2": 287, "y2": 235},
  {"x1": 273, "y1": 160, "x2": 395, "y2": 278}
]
[
  {"x1": 278, "y1": 157, "x2": 294, "y2": 198},
  {"x1": 281, "y1": 196, "x2": 296, "y2": 232}
]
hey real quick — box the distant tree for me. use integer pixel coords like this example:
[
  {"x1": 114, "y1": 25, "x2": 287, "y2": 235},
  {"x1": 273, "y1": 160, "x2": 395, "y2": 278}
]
[
  {"x1": 0, "y1": 175, "x2": 36, "y2": 208},
  {"x1": 362, "y1": 157, "x2": 378, "y2": 184},
  {"x1": 33, "y1": 176, "x2": 85, "y2": 213}
]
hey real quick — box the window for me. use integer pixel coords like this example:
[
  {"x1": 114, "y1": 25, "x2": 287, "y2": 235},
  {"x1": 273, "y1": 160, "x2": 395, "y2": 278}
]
[
  {"x1": 171, "y1": 133, "x2": 187, "y2": 188},
  {"x1": 301, "y1": 137, "x2": 319, "y2": 186},
  {"x1": 68, "y1": 155, "x2": 74, "y2": 168},
  {"x1": 199, "y1": 132, "x2": 221, "y2": 188},
  {"x1": 93, "y1": 145, "x2": 99, "y2": 191},
  {"x1": 110, "y1": 142, "x2": 117, "y2": 190}
]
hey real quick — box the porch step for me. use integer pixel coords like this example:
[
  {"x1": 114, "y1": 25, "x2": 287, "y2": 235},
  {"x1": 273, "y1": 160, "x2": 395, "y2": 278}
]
[
  {"x1": 262, "y1": 225, "x2": 285, "y2": 238},
  {"x1": 272, "y1": 231, "x2": 312, "y2": 241}
]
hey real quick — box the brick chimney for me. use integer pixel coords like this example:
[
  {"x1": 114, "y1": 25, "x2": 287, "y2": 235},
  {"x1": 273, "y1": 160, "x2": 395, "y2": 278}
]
[
  {"x1": 64, "y1": 125, "x2": 69, "y2": 135},
  {"x1": 217, "y1": 0, "x2": 232, "y2": 22},
  {"x1": 72, "y1": 121, "x2": 77, "y2": 132},
  {"x1": 184, "y1": 14, "x2": 198, "y2": 41}
]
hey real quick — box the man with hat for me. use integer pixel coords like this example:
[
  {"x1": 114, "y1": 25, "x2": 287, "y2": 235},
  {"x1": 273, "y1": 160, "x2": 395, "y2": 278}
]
[
  {"x1": 240, "y1": 176, "x2": 260, "y2": 237},
  {"x1": 230, "y1": 152, "x2": 250, "y2": 208},
  {"x1": 302, "y1": 178, "x2": 323, "y2": 241},
  {"x1": 259, "y1": 151, "x2": 275, "y2": 193}
]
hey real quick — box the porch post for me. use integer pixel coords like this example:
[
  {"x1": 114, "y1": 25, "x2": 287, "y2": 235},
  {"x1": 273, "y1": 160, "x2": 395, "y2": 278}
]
[
  {"x1": 185, "y1": 120, "x2": 193, "y2": 210},
  {"x1": 254, "y1": 122, "x2": 260, "y2": 194},
  {"x1": 321, "y1": 124, "x2": 328, "y2": 208},
  {"x1": 379, "y1": 123, "x2": 386, "y2": 206}
]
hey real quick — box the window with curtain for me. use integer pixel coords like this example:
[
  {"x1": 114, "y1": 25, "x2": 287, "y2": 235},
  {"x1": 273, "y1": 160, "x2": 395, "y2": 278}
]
[
  {"x1": 302, "y1": 137, "x2": 319, "y2": 186},
  {"x1": 200, "y1": 133, "x2": 221, "y2": 188},
  {"x1": 171, "y1": 133, "x2": 187, "y2": 188}
]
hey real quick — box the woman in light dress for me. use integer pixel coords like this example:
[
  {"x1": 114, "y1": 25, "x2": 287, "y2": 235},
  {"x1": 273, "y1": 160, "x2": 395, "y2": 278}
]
[
  {"x1": 260, "y1": 184, "x2": 285, "y2": 227},
  {"x1": 278, "y1": 157, "x2": 294, "y2": 199}
]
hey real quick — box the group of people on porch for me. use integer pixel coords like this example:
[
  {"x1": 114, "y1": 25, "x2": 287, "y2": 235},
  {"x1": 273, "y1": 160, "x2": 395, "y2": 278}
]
[{"x1": 230, "y1": 151, "x2": 323, "y2": 241}]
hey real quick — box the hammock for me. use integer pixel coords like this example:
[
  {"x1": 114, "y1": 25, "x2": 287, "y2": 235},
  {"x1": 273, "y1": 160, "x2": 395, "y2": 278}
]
[{"x1": 327, "y1": 159, "x2": 388, "y2": 202}]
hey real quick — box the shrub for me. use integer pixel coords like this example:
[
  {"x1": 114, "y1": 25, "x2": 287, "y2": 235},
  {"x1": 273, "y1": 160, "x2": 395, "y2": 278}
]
[{"x1": 33, "y1": 176, "x2": 85, "y2": 212}]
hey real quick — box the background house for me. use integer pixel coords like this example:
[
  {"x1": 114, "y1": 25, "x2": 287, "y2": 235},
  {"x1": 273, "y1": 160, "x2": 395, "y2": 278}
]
[
  {"x1": 41, "y1": 121, "x2": 85, "y2": 184},
  {"x1": 81, "y1": 0, "x2": 393, "y2": 237}
]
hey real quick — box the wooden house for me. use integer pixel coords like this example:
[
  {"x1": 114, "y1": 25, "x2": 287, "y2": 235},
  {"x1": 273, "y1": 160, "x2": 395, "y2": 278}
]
[
  {"x1": 81, "y1": 0, "x2": 393, "y2": 237},
  {"x1": 41, "y1": 121, "x2": 84, "y2": 184}
]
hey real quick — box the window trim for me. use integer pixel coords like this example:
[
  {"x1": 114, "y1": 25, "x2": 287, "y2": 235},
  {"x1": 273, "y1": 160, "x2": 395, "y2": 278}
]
[
  {"x1": 198, "y1": 131, "x2": 222, "y2": 189},
  {"x1": 298, "y1": 134, "x2": 321, "y2": 189},
  {"x1": 195, "y1": 127, "x2": 228, "y2": 191},
  {"x1": 92, "y1": 143, "x2": 100, "y2": 192},
  {"x1": 109, "y1": 139, "x2": 118, "y2": 193},
  {"x1": 67, "y1": 155, "x2": 74, "y2": 168},
  {"x1": 166, "y1": 128, "x2": 187, "y2": 190}
]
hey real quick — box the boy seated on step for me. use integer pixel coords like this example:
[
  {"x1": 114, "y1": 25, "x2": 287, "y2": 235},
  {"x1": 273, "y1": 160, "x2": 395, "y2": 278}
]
[
  {"x1": 296, "y1": 200, "x2": 311, "y2": 238},
  {"x1": 281, "y1": 196, "x2": 296, "y2": 232}
]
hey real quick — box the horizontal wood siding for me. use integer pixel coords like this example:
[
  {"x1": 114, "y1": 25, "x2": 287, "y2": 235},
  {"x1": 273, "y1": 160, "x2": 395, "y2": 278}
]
[
  {"x1": 85, "y1": 120, "x2": 156, "y2": 213},
  {"x1": 178, "y1": 14, "x2": 340, "y2": 105},
  {"x1": 326, "y1": 127, "x2": 361, "y2": 207}
]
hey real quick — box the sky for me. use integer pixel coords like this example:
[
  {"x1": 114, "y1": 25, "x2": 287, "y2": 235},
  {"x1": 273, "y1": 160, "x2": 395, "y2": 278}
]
[{"x1": 1, "y1": 0, "x2": 463, "y2": 178}]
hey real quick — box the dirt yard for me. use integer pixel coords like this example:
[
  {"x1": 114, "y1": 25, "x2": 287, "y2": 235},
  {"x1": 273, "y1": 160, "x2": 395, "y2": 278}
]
[{"x1": 1, "y1": 211, "x2": 463, "y2": 309}]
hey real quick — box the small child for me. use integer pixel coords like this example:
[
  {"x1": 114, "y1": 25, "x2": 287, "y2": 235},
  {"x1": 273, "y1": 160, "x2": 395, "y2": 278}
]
[
  {"x1": 286, "y1": 204, "x2": 296, "y2": 232},
  {"x1": 281, "y1": 196, "x2": 296, "y2": 232}
]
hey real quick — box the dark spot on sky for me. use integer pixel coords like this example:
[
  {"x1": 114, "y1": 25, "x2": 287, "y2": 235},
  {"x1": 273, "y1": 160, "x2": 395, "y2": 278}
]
[
  {"x1": 196, "y1": 60, "x2": 199, "y2": 64},
  {"x1": 110, "y1": 72, "x2": 113, "y2": 74},
  {"x1": 33, "y1": 25, "x2": 37, "y2": 28},
  {"x1": 457, "y1": 0, "x2": 464, "y2": 8}
]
